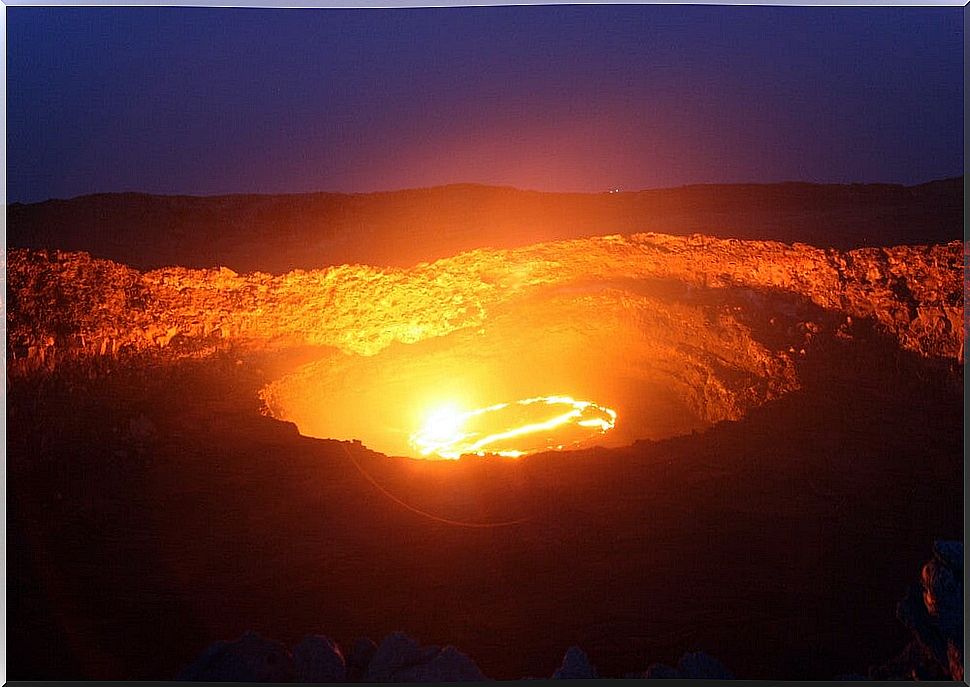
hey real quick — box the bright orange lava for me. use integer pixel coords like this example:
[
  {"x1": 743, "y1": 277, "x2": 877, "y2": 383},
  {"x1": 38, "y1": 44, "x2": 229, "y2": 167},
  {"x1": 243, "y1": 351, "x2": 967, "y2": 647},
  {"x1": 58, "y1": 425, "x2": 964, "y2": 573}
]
[{"x1": 409, "y1": 395, "x2": 617, "y2": 459}]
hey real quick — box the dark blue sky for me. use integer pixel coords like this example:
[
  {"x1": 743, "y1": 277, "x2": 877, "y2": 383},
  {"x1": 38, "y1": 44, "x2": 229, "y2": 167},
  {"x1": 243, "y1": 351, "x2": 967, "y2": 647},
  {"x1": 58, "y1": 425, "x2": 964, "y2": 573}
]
[{"x1": 7, "y1": 5, "x2": 964, "y2": 203}]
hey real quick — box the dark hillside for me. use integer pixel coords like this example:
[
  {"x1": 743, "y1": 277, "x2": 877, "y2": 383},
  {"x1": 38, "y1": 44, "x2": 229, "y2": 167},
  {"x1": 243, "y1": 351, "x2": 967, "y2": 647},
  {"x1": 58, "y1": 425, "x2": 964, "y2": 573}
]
[{"x1": 7, "y1": 178, "x2": 962, "y2": 273}]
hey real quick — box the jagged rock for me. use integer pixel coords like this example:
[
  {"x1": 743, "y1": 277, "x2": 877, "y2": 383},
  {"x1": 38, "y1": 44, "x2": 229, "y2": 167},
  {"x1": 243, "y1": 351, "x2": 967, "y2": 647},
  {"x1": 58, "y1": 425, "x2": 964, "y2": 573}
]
[
  {"x1": 948, "y1": 640, "x2": 963, "y2": 682},
  {"x1": 677, "y1": 651, "x2": 734, "y2": 679},
  {"x1": 363, "y1": 632, "x2": 437, "y2": 681},
  {"x1": 391, "y1": 645, "x2": 488, "y2": 682},
  {"x1": 552, "y1": 646, "x2": 598, "y2": 679},
  {"x1": 293, "y1": 634, "x2": 346, "y2": 682},
  {"x1": 885, "y1": 540, "x2": 963, "y2": 680},
  {"x1": 346, "y1": 636, "x2": 377, "y2": 681},
  {"x1": 922, "y1": 541, "x2": 963, "y2": 638},
  {"x1": 363, "y1": 632, "x2": 486, "y2": 682},
  {"x1": 177, "y1": 630, "x2": 294, "y2": 682}
]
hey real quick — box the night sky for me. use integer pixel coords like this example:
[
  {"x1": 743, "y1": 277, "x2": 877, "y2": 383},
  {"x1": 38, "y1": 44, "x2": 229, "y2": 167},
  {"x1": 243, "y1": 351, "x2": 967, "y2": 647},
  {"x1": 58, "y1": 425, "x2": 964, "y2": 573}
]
[{"x1": 7, "y1": 5, "x2": 964, "y2": 203}]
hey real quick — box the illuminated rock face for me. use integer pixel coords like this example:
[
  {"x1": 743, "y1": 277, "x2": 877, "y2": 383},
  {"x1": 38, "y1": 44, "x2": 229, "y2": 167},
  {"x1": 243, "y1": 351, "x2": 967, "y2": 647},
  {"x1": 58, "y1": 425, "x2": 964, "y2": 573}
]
[{"x1": 6, "y1": 233, "x2": 964, "y2": 457}]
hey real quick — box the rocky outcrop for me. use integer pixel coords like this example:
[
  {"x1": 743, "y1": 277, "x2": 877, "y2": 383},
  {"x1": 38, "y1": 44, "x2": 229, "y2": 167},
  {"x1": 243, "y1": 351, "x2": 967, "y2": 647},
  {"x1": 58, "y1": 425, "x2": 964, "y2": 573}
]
[
  {"x1": 361, "y1": 632, "x2": 487, "y2": 682},
  {"x1": 873, "y1": 540, "x2": 964, "y2": 680},
  {"x1": 292, "y1": 635, "x2": 346, "y2": 682},
  {"x1": 552, "y1": 646, "x2": 598, "y2": 679},
  {"x1": 178, "y1": 632, "x2": 485, "y2": 683},
  {"x1": 177, "y1": 631, "x2": 295, "y2": 682},
  {"x1": 177, "y1": 631, "x2": 348, "y2": 683},
  {"x1": 176, "y1": 631, "x2": 739, "y2": 682},
  {"x1": 345, "y1": 637, "x2": 378, "y2": 681}
]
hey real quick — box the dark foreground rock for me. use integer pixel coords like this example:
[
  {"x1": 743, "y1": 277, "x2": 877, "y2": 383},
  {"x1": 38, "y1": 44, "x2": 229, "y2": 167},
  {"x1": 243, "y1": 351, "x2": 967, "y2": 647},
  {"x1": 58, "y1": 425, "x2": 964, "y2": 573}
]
[
  {"x1": 293, "y1": 634, "x2": 346, "y2": 682},
  {"x1": 552, "y1": 646, "x2": 598, "y2": 679},
  {"x1": 363, "y1": 632, "x2": 487, "y2": 682},
  {"x1": 871, "y1": 540, "x2": 964, "y2": 681},
  {"x1": 346, "y1": 637, "x2": 378, "y2": 681},
  {"x1": 177, "y1": 631, "x2": 294, "y2": 682},
  {"x1": 179, "y1": 631, "x2": 486, "y2": 683},
  {"x1": 176, "y1": 541, "x2": 960, "y2": 682}
]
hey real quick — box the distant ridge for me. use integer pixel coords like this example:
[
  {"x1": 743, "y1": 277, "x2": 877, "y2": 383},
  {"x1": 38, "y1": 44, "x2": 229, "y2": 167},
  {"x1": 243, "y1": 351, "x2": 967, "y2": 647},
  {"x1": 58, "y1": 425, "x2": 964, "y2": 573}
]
[{"x1": 7, "y1": 178, "x2": 962, "y2": 274}]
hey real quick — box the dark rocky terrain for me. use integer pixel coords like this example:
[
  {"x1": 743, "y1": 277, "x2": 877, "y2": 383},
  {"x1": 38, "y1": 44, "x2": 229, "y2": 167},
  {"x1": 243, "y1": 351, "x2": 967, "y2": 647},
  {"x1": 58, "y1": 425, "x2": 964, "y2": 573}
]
[
  {"x1": 6, "y1": 181, "x2": 964, "y2": 681},
  {"x1": 7, "y1": 328, "x2": 962, "y2": 680},
  {"x1": 7, "y1": 178, "x2": 963, "y2": 273},
  {"x1": 175, "y1": 537, "x2": 964, "y2": 681}
]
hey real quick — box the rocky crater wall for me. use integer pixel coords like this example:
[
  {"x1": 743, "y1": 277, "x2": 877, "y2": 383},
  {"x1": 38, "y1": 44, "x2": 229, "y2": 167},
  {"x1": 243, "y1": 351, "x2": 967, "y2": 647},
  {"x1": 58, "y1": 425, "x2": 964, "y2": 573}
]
[{"x1": 8, "y1": 233, "x2": 963, "y2": 365}]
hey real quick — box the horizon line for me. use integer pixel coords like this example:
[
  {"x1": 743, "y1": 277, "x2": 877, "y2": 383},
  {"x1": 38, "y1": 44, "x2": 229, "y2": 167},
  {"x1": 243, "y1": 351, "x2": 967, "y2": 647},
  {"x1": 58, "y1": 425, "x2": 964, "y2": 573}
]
[{"x1": 9, "y1": 175, "x2": 964, "y2": 205}]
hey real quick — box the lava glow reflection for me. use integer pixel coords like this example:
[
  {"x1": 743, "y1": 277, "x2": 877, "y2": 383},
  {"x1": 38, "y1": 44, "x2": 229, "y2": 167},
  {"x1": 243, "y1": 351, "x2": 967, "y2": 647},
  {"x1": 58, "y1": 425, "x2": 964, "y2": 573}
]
[{"x1": 410, "y1": 395, "x2": 618, "y2": 459}]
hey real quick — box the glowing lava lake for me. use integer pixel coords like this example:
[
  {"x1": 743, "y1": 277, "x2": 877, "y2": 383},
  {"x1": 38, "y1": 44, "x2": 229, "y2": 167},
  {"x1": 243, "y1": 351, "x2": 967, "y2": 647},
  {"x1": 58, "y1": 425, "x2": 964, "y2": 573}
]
[{"x1": 409, "y1": 395, "x2": 617, "y2": 459}]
